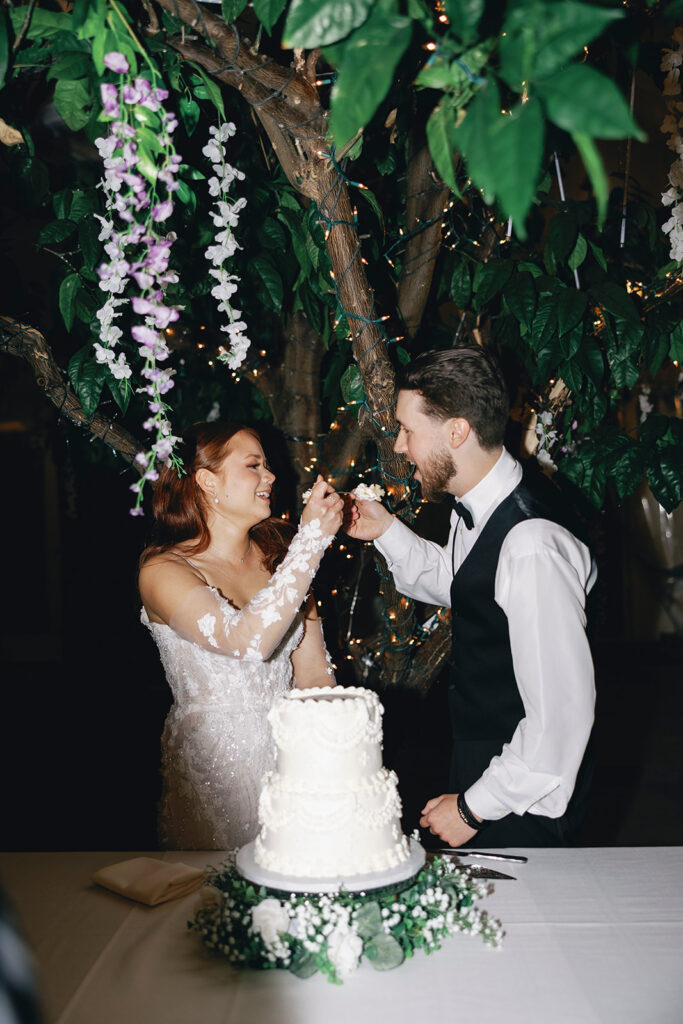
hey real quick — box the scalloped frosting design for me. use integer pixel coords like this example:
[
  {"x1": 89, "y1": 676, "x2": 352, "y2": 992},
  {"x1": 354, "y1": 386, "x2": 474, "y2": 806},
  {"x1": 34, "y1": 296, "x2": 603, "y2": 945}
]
[{"x1": 255, "y1": 686, "x2": 411, "y2": 878}]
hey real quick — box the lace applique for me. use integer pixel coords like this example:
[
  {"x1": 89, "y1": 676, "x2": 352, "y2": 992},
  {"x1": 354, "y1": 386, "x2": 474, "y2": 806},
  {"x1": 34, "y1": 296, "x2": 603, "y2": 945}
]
[{"x1": 197, "y1": 613, "x2": 219, "y2": 648}]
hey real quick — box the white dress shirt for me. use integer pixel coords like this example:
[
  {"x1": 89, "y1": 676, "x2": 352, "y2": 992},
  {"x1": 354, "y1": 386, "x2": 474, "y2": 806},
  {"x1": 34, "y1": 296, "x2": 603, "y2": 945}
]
[{"x1": 375, "y1": 448, "x2": 596, "y2": 822}]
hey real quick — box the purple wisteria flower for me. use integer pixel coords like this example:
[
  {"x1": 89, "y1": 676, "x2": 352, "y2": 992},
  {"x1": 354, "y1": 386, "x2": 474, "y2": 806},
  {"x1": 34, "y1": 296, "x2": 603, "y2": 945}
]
[
  {"x1": 104, "y1": 52, "x2": 130, "y2": 74},
  {"x1": 100, "y1": 83, "x2": 120, "y2": 119}
]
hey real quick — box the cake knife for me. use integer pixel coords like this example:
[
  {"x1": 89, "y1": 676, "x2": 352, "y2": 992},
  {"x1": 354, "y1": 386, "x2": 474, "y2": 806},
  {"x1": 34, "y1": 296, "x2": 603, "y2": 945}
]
[{"x1": 433, "y1": 849, "x2": 528, "y2": 864}]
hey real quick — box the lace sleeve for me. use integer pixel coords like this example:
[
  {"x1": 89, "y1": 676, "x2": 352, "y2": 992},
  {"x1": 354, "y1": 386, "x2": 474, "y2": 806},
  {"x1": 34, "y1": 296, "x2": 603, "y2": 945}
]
[{"x1": 168, "y1": 518, "x2": 334, "y2": 661}]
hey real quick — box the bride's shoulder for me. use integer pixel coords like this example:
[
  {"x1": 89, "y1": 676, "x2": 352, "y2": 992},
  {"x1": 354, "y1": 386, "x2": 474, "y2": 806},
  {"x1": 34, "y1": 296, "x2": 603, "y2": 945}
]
[{"x1": 139, "y1": 549, "x2": 205, "y2": 592}]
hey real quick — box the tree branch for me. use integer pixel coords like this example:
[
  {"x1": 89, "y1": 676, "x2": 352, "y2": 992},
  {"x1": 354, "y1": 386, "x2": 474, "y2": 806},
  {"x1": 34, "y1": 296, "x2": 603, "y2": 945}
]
[{"x1": 0, "y1": 317, "x2": 143, "y2": 467}]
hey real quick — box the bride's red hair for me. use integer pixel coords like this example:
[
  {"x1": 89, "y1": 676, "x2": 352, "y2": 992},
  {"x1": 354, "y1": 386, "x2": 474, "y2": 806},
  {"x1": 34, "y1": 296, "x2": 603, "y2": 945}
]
[{"x1": 139, "y1": 421, "x2": 292, "y2": 572}]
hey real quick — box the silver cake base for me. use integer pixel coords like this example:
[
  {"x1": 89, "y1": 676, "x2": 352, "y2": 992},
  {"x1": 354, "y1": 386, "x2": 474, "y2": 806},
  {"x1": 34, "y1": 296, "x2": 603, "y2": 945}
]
[{"x1": 235, "y1": 838, "x2": 426, "y2": 894}]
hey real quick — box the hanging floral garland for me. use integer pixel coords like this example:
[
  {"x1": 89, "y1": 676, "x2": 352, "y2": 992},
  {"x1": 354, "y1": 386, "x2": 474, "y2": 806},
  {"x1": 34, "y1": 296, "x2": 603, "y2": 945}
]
[
  {"x1": 94, "y1": 52, "x2": 252, "y2": 513},
  {"x1": 660, "y1": 28, "x2": 683, "y2": 262}
]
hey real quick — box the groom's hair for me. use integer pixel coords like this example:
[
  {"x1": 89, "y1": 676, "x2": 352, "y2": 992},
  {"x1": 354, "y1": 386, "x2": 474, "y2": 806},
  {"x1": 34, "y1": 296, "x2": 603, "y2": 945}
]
[
  {"x1": 396, "y1": 346, "x2": 509, "y2": 450},
  {"x1": 139, "y1": 421, "x2": 292, "y2": 572}
]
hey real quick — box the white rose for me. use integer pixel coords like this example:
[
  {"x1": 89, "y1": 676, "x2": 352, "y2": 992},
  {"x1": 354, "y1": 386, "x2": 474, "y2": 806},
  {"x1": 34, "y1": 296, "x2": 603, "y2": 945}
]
[
  {"x1": 326, "y1": 924, "x2": 363, "y2": 978},
  {"x1": 251, "y1": 899, "x2": 290, "y2": 948}
]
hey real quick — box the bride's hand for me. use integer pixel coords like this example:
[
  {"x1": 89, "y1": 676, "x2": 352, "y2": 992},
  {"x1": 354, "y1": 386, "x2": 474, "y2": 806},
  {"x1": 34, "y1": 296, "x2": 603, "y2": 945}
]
[{"x1": 301, "y1": 475, "x2": 344, "y2": 534}]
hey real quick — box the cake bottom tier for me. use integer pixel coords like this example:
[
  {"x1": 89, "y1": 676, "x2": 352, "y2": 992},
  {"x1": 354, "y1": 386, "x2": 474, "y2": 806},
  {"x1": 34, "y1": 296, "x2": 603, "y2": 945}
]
[{"x1": 254, "y1": 768, "x2": 411, "y2": 878}]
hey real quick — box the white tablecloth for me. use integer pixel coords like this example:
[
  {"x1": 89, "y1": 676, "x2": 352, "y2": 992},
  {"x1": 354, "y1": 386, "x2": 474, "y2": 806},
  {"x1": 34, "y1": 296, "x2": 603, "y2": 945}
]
[{"x1": 1, "y1": 848, "x2": 682, "y2": 1024}]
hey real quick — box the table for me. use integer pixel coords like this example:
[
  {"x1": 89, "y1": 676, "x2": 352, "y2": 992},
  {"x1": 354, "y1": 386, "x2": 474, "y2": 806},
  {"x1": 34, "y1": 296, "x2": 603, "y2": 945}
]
[{"x1": 1, "y1": 848, "x2": 682, "y2": 1024}]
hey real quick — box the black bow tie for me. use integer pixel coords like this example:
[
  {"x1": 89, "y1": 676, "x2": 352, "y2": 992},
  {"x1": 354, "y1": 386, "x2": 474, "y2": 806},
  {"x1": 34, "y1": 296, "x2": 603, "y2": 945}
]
[{"x1": 446, "y1": 495, "x2": 474, "y2": 530}]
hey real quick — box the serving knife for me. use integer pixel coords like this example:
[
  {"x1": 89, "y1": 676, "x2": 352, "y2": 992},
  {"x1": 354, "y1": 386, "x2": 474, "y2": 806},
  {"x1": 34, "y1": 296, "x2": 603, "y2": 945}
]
[
  {"x1": 433, "y1": 849, "x2": 528, "y2": 864},
  {"x1": 466, "y1": 865, "x2": 516, "y2": 881}
]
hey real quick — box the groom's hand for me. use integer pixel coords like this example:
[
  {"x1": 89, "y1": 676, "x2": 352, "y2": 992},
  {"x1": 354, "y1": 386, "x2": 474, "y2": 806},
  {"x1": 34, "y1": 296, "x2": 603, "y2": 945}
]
[
  {"x1": 420, "y1": 794, "x2": 479, "y2": 848},
  {"x1": 343, "y1": 497, "x2": 393, "y2": 541}
]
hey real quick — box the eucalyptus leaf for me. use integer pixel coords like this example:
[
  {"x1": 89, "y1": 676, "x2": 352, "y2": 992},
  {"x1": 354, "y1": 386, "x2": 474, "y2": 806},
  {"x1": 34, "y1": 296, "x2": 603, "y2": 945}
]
[
  {"x1": 328, "y1": 7, "x2": 412, "y2": 149},
  {"x1": 289, "y1": 947, "x2": 318, "y2": 979},
  {"x1": 365, "y1": 932, "x2": 404, "y2": 970},
  {"x1": 354, "y1": 901, "x2": 383, "y2": 940},
  {"x1": 537, "y1": 65, "x2": 645, "y2": 141}
]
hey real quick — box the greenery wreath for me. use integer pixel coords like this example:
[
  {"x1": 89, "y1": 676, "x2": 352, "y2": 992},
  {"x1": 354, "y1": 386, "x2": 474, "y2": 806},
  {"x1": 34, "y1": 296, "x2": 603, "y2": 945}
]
[{"x1": 190, "y1": 853, "x2": 503, "y2": 984}]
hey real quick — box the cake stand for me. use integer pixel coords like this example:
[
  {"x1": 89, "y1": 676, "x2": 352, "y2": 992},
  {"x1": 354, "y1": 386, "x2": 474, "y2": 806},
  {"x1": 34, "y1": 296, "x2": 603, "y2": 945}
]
[{"x1": 235, "y1": 838, "x2": 426, "y2": 894}]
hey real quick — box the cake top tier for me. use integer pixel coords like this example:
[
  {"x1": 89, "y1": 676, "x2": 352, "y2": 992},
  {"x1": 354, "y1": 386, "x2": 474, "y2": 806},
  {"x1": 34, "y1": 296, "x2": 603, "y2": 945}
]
[{"x1": 268, "y1": 685, "x2": 383, "y2": 750}]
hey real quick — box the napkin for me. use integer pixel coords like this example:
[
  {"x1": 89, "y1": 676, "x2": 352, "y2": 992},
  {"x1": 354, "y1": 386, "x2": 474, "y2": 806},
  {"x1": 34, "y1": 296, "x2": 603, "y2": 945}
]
[{"x1": 91, "y1": 857, "x2": 205, "y2": 906}]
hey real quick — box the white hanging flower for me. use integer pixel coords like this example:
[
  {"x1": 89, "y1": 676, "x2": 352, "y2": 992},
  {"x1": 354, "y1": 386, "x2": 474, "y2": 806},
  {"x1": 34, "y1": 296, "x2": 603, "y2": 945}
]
[
  {"x1": 660, "y1": 30, "x2": 683, "y2": 260},
  {"x1": 251, "y1": 899, "x2": 290, "y2": 949},
  {"x1": 203, "y1": 120, "x2": 251, "y2": 372},
  {"x1": 326, "y1": 924, "x2": 363, "y2": 978}
]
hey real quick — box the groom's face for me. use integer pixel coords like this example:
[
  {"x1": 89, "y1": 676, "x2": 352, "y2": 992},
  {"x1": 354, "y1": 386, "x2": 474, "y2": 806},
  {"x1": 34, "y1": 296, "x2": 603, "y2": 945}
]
[{"x1": 394, "y1": 390, "x2": 456, "y2": 501}]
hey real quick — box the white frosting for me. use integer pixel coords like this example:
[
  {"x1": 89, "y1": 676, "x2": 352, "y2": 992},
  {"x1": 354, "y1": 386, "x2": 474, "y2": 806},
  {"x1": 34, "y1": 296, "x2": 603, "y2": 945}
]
[{"x1": 254, "y1": 686, "x2": 410, "y2": 878}]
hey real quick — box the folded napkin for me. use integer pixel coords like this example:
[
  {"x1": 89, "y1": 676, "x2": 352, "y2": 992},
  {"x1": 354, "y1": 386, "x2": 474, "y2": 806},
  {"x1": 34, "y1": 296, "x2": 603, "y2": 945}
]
[{"x1": 91, "y1": 857, "x2": 205, "y2": 906}]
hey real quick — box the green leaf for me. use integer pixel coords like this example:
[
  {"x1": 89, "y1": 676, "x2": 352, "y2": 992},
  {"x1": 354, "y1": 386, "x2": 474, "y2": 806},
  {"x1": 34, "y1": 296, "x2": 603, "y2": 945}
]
[
  {"x1": 285, "y1": 0, "x2": 373, "y2": 48},
  {"x1": 426, "y1": 101, "x2": 460, "y2": 194},
  {"x1": 328, "y1": 7, "x2": 412, "y2": 149},
  {"x1": 38, "y1": 219, "x2": 77, "y2": 246},
  {"x1": 70, "y1": 189, "x2": 96, "y2": 222},
  {"x1": 59, "y1": 272, "x2": 81, "y2": 332},
  {"x1": 289, "y1": 947, "x2": 318, "y2": 979},
  {"x1": 340, "y1": 363, "x2": 366, "y2": 404},
  {"x1": 179, "y1": 96, "x2": 201, "y2": 136},
  {"x1": 221, "y1": 0, "x2": 248, "y2": 20},
  {"x1": 354, "y1": 901, "x2": 383, "y2": 940},
  {"x1": 572, "y1": 132, "x2": 608, "y2": 227},
  {"x1": 190, "y1": 64, "x2": 225, "y2": 118},
  {"x1": 259, "y1": 216, "x2": 288, "y2": 252},
  {"x1": 46, "y1": 51, "x2": 92, "y2": 82},
  {"x1": 53, "y1": 78, "x2": 93, "y2": 131},
  {"x1": 605, "y1": 439, "x2": 645, "y2": 500},
  {"x1": 365, "y1": 932, "x2": 404, "y2": 970},
  {"x1": 530, "y1": 294, "x2": 557, "y2": 352},
  {"x1": 174, "y1": 179, "x2": 196, "y2": 210},
  {"x1": 251, "y1": 255, "x2": 283, "y2": 313},
  {"x1": 253, "y1": 0, "x2": 287, "y2": 33},
  {"x1": 68, "y1": 345, "x2": 106, "y2": 417},
  {"x1": 537, "y1": 65, "x2": 645, "y2": 141},
  {"x1": 504, "y1": 271, "x2": 536, "y2": 331},
  {"x1": 588, "y1": 239, "x2": 607, "y2": 272},
  {"x1": 78, "y1": 218, "x2": 101, "y2": 270},
  {"x1": 0, "y1": 10, "x2": 11, "y2": 90},
  {"x1": 107, "y1": 373, "x2": 132, "y2": 415},
  {"x1": 646, "y1": 449, "x2": 683, "y2": 513},
  {"x1": 9, "y1": 6, "x2": 71, "y2": 39},
  {"x1": 546, "y1": 213, "x2": 578, "y2": 266},
  {"x1": 444, "y1": 0, "x2": 485, "y2": 46},
  {"x1": 474, "y1": 259, "x2": 513, "y2": 309},
  {"x1": 499, "y1": 1, "x2": 623, "y2": 90},
  {"x1": 568, "y1": 233, "x2": 587, "y2": 271},
  {"x1": 450, "y1": 258, "x2": 471, "y2": 307},
  {"x1": 592, "y1": 282, "x2": 640, "y2": 325},
  {"x1": 454, "y1": 83, "x2": 544, "y2": 233},
  {"x1": 556, "y1": 289, "x2": 586, "y2": 336}
]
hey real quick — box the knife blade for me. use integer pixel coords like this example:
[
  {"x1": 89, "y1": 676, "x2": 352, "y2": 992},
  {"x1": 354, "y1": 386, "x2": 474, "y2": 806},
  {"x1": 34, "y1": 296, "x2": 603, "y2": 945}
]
[
  {"x1": 466, "y1": 865, "x2": 516, "y2": 880},
  {"x1": 433, "y1": 849, "x2": 528, "y2": 864}
]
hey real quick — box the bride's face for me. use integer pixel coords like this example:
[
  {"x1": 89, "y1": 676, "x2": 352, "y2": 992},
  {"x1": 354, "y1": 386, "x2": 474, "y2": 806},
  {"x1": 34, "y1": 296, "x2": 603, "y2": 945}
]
[{"x1": 212, "y1": 431, "x2": 275, "y2": 521}]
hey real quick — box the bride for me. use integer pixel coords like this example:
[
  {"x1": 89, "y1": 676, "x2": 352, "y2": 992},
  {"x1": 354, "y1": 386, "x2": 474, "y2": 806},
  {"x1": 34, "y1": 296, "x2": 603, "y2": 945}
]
[{"x1": 138, "y1": 421, "x2": 343, "y2": 850}]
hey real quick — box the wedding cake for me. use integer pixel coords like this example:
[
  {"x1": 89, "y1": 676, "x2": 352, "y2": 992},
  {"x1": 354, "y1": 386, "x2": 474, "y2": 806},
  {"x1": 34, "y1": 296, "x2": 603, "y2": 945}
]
[{"x1": 253, "y1": 685, "x2": 411, "y2": 879}]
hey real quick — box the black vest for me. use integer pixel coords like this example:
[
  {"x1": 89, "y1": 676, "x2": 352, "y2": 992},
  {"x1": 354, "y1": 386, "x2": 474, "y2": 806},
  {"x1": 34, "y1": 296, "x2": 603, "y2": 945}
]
[{"x1": 449, "y1": 470, "x2": 591, "y2": 745}]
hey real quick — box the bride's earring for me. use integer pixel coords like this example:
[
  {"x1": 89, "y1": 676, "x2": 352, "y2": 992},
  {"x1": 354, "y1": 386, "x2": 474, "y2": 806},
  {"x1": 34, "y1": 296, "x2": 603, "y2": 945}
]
[{"x1": 211, "y1": 490, "x2": 219, "y2": 505}]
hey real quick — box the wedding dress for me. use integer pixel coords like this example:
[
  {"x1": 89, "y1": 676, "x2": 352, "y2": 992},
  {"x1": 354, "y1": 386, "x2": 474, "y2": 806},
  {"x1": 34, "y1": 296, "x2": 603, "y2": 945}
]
[{"x1": 141, "y1": 518, "x2": 334, "y2": 850}]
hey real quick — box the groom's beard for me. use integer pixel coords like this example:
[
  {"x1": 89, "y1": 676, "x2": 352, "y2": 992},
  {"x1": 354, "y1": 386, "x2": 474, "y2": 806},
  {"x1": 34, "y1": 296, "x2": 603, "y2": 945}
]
[{"x1": 417, "y1": 447, "x2": 456, "y2": 501}]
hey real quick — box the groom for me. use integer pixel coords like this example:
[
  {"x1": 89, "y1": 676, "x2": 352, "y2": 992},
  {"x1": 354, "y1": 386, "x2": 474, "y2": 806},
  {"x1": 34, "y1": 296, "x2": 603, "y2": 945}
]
[{"x1": 346, "y1": 346, "x2": 596, "y2": 847}]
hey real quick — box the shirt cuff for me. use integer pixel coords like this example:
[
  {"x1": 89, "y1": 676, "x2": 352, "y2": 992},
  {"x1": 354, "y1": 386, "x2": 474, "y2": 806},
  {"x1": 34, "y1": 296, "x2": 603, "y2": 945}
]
[
  {"x1": 374, "y1": 517, "x2": 414, "y2": 568},
  {"x1": 464, "y1": 780, "x2": 513, "y2": 822}
]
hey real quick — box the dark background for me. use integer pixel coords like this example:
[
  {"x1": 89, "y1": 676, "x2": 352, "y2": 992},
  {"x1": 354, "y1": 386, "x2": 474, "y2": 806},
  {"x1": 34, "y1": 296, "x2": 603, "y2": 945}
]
[{"x1": 2, "y1": 353, "x2": 681, "y2": 852}]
